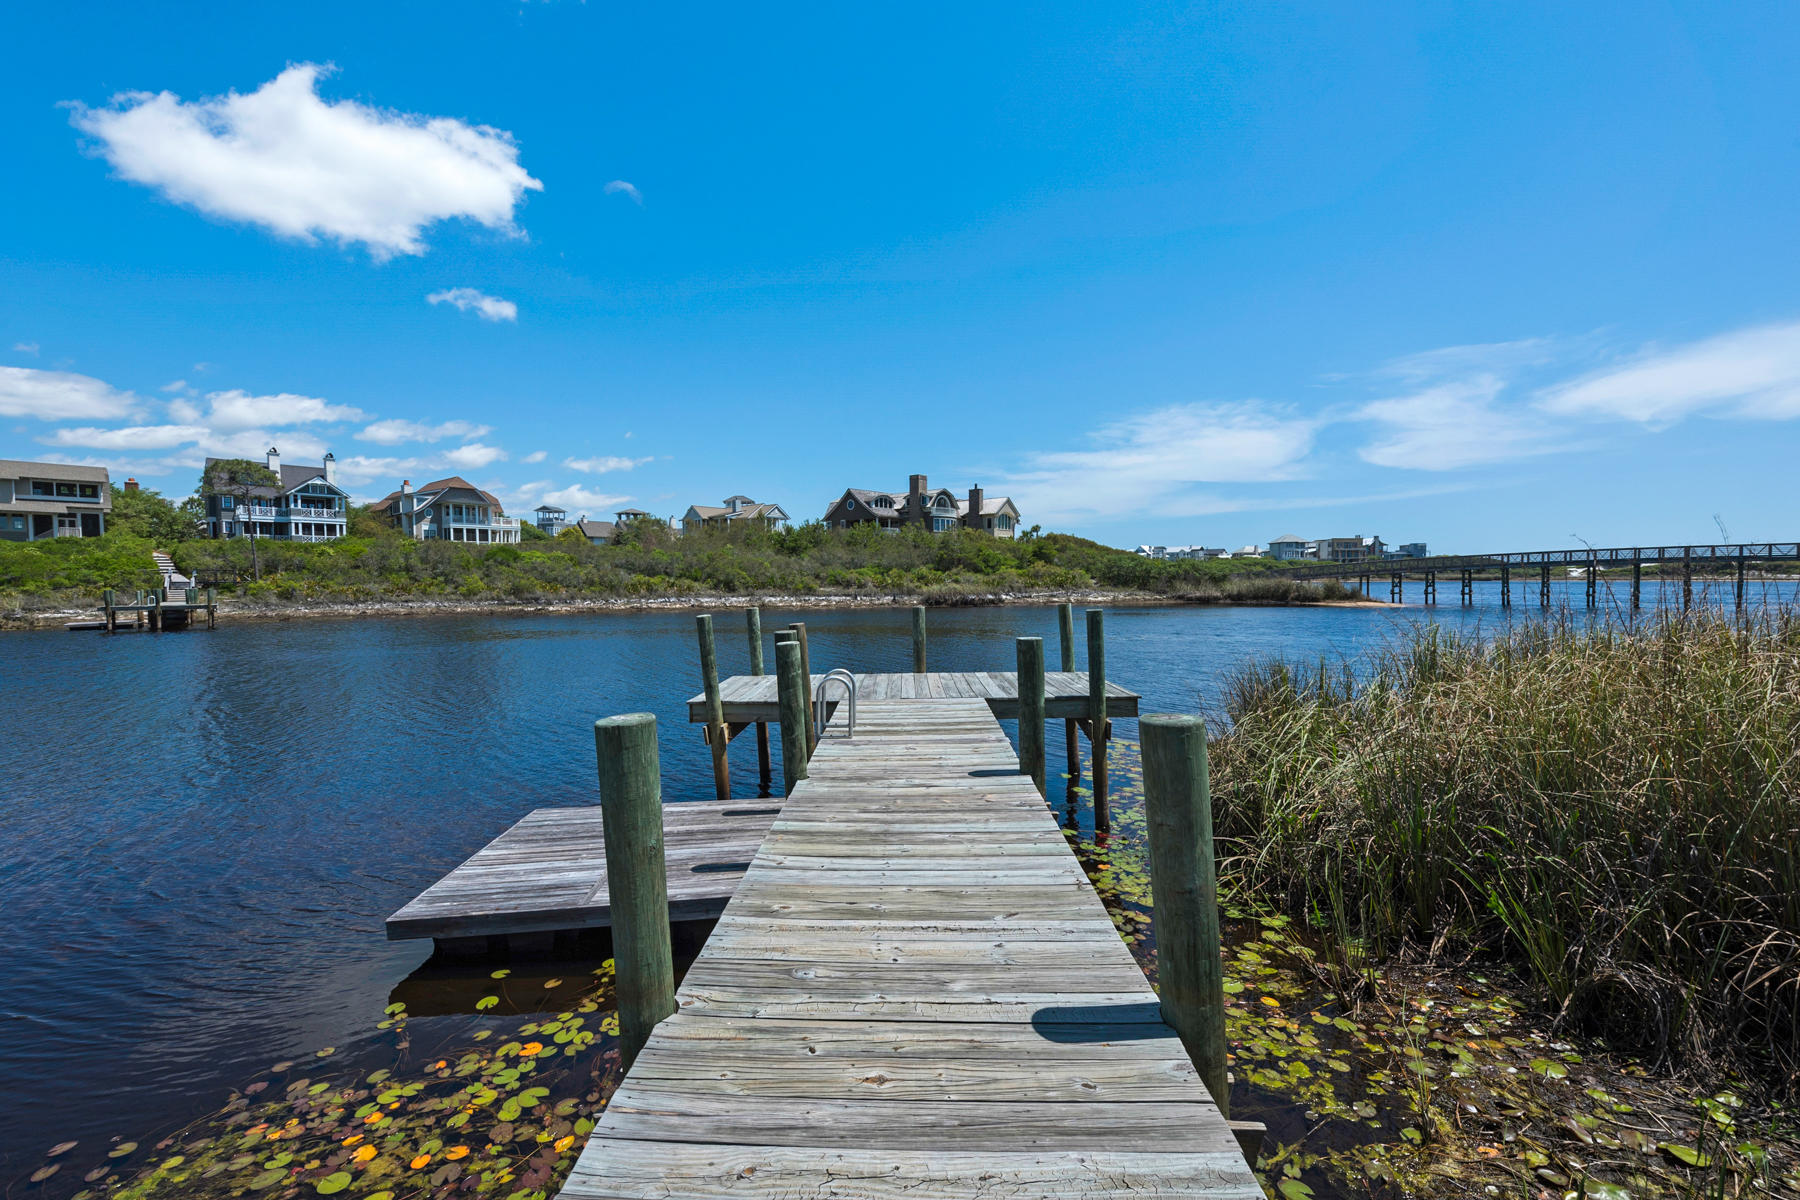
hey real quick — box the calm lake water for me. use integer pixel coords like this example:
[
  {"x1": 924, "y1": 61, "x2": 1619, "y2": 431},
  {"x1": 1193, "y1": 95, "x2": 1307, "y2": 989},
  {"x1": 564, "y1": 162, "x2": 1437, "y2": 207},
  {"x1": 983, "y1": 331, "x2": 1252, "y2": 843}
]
[{"x1": 0, "y1": 577, "x2": 1784, "y2": 1189}]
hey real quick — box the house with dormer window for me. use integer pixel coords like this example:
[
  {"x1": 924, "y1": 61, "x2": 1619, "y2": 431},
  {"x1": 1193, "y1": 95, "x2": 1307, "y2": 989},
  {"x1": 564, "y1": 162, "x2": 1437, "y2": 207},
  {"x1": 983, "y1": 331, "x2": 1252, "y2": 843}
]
[
  {"x1": 822, "y1": 473, "x2": 1020, "y2": 538},
  {"x1": 202, "y1": 448, "x2": 349, "y2": 541},
  {"x1": 0, "y1": 459, "x2": 111, "y2": 541},
  {"x1": 681, "y1": 495, "x2": 790, "y2": 532},
  {"x1": 371, "y1": 476, "x2": 522, "y2": 544}
]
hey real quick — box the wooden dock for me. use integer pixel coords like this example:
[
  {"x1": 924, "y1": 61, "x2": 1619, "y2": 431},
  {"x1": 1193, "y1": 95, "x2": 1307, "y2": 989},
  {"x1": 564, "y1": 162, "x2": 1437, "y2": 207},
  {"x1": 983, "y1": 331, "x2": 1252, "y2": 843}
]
[
  {"x1": 384, "y1": 799, "x2": 780, "y2": 942},
  {"x1": 560, "y1": 696, "x2": 1257, "y2": 1200},
  {"x1": 687, "y1": 671, "x2": 1138, "y2": 724}
]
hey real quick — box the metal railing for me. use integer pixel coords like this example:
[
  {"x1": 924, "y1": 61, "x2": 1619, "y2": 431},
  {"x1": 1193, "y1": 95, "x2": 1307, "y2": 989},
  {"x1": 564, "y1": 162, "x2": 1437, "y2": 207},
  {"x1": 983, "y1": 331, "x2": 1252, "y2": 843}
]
[{"x1": 814, "y1": 669, "x2": 857, "y2": 741}]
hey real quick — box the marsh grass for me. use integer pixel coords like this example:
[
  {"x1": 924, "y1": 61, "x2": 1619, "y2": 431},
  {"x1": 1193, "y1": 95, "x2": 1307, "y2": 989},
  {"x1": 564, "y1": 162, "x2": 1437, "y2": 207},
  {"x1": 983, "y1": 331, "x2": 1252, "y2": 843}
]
[{"x1": 1208, "y1": 608, "x2": 1800, "y2": 1095}]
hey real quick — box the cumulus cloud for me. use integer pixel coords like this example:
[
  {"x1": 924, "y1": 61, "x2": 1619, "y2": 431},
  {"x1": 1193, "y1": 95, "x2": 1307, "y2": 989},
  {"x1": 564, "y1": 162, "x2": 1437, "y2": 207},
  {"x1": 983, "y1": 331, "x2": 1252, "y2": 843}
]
[
  {"x1": 442, "y1": 442, "x2": 507, "y2": 469},
  {"x1": 68, "y1": 63, "x2": 543, "y2": 259},
  {"x1": 999, "y1": 402, "x2": 1318, "y2": 524},
  {"x1": 564, "y1": 454, "x2": 652, "y2": 473},
  {"x1": 203, "y1": 388, "x2": 364, "y2": 429},
  {"x1": 358, "y1": 417, "x2": 492, "y2": 445},
  {"x1": 522, "y1": 450, "x2": 547, "y2": 463},
  {"x1": 1539, "y1": 320, "x2": 1800, "y2": 424},
  {"x1": 540, "y1": 485, "x2": 634, "y2": 511},
  {"x1": 0, "y1": 366, "x2": 138, "y2": 420},
  {"x1": 604, "y1": 179, "x2": 643, "y2": 205},
  {"x1": 426, "y1": 287, "x2": 518, "y2": 322}
]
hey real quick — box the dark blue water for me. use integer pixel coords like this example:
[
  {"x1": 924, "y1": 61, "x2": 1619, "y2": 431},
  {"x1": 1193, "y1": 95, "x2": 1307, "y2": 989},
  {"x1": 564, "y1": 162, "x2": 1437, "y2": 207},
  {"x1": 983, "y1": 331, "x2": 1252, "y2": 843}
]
[{"x1": 0, "y1": 581, "x2": 1784, "y2": 1183}]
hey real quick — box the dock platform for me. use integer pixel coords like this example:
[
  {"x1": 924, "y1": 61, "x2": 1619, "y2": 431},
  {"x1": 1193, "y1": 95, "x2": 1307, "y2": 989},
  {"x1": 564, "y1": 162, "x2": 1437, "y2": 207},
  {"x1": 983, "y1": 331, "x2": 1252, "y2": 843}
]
[
  {"x1": 560, "y1": 697, "x2": 1257, "y2": 1200},
  {"x1": 384, "y1": 799, "x2": 780, "y2": 942},
  {"x1": 687, "y1": 670, "x2": 1139, "y2": 724}
]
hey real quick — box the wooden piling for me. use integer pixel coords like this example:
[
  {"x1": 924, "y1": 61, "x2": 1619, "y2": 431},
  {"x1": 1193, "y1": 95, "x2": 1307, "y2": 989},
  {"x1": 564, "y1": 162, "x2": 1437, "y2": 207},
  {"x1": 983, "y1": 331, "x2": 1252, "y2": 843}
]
[
  {"x1": 775, "y1": 638, "x2": 809, "y2": 795},
  {"x1": 206, "y1": 586, "x2": 217, "y2": 629},
  {"x1": 592, "y1": 712, "x2": 676, "y2": 1069},
  {"x1": 1058, "y1": 603, "x2": 1079, "y2": 788},
  {"x1": 1016, "y1": 636, "x2": 1046, "y2": 798},
  {"x1": 1737, "y1": 552, "x2": 1748, "y2": 611},
  {"x1": 696, "y1": 614, "x2": 731, "y2": 801},
  {"x1": 1086, "y1": 608, "x2": 1109, "y2": 834},
  {"x1": 911, "y1": 605, "x2": 927, "y2": 673},
  {"x1": 1140, "y1": 713, "x2": 1229, "y2": 1116},
  {"x1": 1632, "y1": 554, "x2": 1642, "y2": 612},
  {"x1": 788, "y1": 622, "x2": 814, "y2": 754},
  {"x1": 103, "y1": 588, "x2": 115, "y2": 633},
  {"x1": 746, "y1": 607, "x2": 773, "y2": 795},
  {"x1": 1683, "y1": 547, "x2": 1693, "y2": 611}
]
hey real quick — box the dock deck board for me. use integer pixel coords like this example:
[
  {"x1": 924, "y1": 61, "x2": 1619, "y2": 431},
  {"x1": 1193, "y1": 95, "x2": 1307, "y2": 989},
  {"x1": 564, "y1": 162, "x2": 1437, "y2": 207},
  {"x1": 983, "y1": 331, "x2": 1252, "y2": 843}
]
[
  {"x1": 383, "y1": 799, "x2": 780, "y2": 941},
  {"x1": 686, "y1": 671, "x2": 1138, "y2": 724},
  {"x1": 560, "y1": 697, "x2": 1256, "y2": 1200}
]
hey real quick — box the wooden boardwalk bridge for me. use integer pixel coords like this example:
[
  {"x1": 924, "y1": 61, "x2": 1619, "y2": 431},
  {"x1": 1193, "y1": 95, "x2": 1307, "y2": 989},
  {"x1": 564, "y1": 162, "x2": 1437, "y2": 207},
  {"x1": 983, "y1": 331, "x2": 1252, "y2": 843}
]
[
  {"x1": 1289, "y1": 540, "x2": 1799, "y2": 609},
  {"x1": 561, "y1": 694, "x2": 1257, "y2": 1200}
]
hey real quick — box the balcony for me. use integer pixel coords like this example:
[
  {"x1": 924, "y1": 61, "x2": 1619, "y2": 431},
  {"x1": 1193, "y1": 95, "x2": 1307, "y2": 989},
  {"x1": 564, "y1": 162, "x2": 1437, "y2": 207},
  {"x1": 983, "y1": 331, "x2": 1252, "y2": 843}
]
[{"x1": 440, "y1": 513, "x2": 520, "y2": 529}]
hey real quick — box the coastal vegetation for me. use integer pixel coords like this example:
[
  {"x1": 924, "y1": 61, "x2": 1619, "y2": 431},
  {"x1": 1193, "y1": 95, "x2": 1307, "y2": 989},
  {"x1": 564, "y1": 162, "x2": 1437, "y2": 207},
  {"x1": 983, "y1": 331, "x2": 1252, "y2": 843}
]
[
  {"x1": 1205, "y1": 610, "x2": 1800, "y2": 1104},
  {"x1": 1, "y1": 494, "x2": 1358, "y2": 609}
]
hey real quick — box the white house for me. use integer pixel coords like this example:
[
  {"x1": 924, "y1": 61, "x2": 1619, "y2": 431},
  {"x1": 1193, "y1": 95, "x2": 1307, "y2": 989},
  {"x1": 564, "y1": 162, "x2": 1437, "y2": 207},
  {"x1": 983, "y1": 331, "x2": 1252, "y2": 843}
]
[
  {"x1": 373, "y1": 476, "x2": 521, "y2": 544},
  {"x1": 1267, "y1": 534, "x2": 1310, "y2": 560}
]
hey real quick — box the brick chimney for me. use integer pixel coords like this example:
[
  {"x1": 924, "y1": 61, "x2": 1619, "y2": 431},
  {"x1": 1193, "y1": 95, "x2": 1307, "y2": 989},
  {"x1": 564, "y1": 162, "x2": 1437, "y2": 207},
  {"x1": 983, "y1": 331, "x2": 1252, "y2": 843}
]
[
  {"x1": 908, "y1": 473, "x2": 928, "y2": 523},
  {"x1": 967, "y1": 484, "x2": 984, "y2": 527},
  {"x1": 123, "y1": 477, "x2": 139, "y2": 492}
]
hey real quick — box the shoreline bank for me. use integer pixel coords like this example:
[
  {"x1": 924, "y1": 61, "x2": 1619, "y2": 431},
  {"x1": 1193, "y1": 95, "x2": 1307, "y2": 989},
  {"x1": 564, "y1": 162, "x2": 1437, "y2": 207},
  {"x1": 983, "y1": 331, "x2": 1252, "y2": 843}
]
[{"x1": 1, "y1": 588, "x2": 1392, "y2": 631}]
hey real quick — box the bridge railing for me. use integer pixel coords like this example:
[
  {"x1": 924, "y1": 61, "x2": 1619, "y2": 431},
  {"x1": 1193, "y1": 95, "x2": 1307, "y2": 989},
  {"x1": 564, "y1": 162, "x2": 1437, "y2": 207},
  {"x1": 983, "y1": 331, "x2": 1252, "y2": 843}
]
[{"x1": 1288, "y1": 542, "x2": 1800, "y2": 579}]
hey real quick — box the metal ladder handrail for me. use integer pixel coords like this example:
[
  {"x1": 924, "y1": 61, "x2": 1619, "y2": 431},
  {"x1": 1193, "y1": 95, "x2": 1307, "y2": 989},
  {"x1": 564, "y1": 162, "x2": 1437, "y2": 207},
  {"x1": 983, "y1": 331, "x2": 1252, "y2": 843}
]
[{"x1": 813, "y1": 669, "x2": 857, "y2": 741}]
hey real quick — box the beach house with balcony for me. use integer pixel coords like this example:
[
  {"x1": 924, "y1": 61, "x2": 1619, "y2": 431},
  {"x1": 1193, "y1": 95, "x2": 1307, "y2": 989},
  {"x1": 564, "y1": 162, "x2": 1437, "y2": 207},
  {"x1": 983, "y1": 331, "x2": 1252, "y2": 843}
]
[
  {"x1": 0, "y1": 459, "x2": 111, "y2": 541},
  {"x1": 533, "y1": 505, "x2": 569, "y2": 535},
  {"x1": 202, "y1": 449, "x2": 349, "y2": 541},
  {"x1": 823, "y1": 474, "x2": 1021, "y2": 537},
  {"x1": 680, "y1": 495, "x2": 790, "y2": 532},
  {"x1": 372, "y1": 476, "x2": 522, "y2": 544}
]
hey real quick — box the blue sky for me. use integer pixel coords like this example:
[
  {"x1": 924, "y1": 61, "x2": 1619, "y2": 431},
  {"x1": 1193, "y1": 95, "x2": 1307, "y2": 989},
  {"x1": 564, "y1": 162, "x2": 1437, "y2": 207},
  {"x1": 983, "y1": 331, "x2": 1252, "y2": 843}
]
[{"x1": 3, "y1": 2, "x2": 1798, "y2": 552}]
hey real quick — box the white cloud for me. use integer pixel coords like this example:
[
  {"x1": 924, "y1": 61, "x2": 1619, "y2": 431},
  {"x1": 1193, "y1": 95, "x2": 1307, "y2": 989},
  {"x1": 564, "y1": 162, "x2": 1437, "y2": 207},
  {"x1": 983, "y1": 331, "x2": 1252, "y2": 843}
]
[
  {"x1": 44, "y1": 423, "x2": 209, "y2": 450},
  {"x1": 1357, "y1": 375, "x2": 1556, "y2": 470},
  {"x1": 540, "y1": 485, "x2": 634, "y2": 512},
  {"x1": 564, "y1": 454, "x2": 652, "y2": 473},
  {"x1": 160, "y1": 378, "x2": 190, "y2": 393},
  {"x1": 327, "y1": 454, "x2": 432, "y2": 487},
  {"x1": 604, "y1": 179, "x2": 643, "y2": 205},
  {"x1": 13, "y1": 341, "x2": 40, "y2": 355},
  {"x1": 999, "y1": 402, "x2": 1318, "y2": 524},
  {"x1": 357, "y1": 417, "x2": 492, "y2": 445},
  {"x1": 0, "y1": 366, "x2": 138, "y2": 420},
  {"x1": 522, "y1": 449, "x2": 547, "y2": 463},
  {"x1": 205, "y1": 389, "x2": 364, "y2": 429},
  {"x1": 168, "y1": 396, "x2": 202, "y2": 422},
  {"x1": 1539, "y1": 320, "x2": 1800, "y2": 424},
  {"x1": 69, "y1": 63, "x2": 543, "y2": 259},
  {"x1": 426, "y1": 287, "x2": 518, "y2": 322},
  {"x1": 442, "y1": 442, "x2": 507, "y2": 469}
]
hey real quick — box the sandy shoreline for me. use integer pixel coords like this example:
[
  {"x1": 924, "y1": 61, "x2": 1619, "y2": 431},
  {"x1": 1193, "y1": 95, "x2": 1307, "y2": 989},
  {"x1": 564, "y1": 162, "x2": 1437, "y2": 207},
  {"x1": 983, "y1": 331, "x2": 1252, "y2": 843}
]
[{"x1": 2, "y1": 589, "x2": 1392, "y2": 631}]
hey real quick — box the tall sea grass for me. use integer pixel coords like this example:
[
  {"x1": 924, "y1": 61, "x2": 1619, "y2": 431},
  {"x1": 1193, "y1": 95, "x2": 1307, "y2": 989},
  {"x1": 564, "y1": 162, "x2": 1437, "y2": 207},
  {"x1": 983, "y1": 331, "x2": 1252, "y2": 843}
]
[{"x1": 1208, "y1": 609, "x2": 1800, "y2": 1094}]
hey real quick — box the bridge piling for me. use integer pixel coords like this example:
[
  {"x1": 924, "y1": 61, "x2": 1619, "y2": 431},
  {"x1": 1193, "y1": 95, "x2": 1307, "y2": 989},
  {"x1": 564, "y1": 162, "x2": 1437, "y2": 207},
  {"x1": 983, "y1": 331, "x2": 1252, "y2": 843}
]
[
  {"x1": 1459, "y1": 568, "x2": 1473, "y2": 606},
  {"x1": 1683, "y1": 547, "x2": 1693, "y2": 611},
  {"x1": 1737, "y1": 552, "x2": 1748, "y2": 611},
  {"x1": 1632, "y1": 555, "x2": 1642, "y2": 612},
  {"x1": 1389, "y1": 572, "x2": 1402, "y2": 603},
  {"x1": 1587, "y1": 559, "x2": 1598, "y2": 609},
  {"x1": 1540, "y1": 564, "x2": 1551, "y2": 607},
  {"x1": 1423, "y1": 570, "x2": 1437, "y2": 605},
  {"x1": 1500, "y1": 565, "x2": 1511, "y2": 608}
]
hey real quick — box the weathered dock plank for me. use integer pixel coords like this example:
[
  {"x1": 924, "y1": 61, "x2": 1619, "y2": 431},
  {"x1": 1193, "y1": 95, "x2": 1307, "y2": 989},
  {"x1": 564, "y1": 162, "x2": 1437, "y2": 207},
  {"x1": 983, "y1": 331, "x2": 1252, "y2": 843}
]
[
  {"x1": 384, "y1": 799, "x2": 780, "y2": 941},
  {"x1": 560, "y1": 698, "x2": 1256, "y2": 1200},
  {"x1": 685, "y1": 671, "x2": 1139, "y2": 724}
]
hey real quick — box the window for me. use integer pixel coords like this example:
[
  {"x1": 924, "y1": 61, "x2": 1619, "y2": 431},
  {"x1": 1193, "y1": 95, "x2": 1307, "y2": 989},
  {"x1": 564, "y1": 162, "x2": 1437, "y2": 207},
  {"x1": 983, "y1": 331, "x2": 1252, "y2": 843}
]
[
  {"x1": 932, "y1": 517, "x2": 954, "y2": 532},
  {"x1": 220, "y1": 496, "x2": 234, "y2": 509},
  {"x1": 847, "y1": 499, "x2": 857, "y2": 510},
  {"x1": 78, "y1": 483, "x2": 99, "y2": 499},
  {"x1": 56, "y1": 482, "x2": 78, "y2": 497},
  {"x1": 10, "y1": 516, "x2": 21, "y2": 530},
  {"x1": 31, "y1": 481, "x2": 53, "y2": 497}
]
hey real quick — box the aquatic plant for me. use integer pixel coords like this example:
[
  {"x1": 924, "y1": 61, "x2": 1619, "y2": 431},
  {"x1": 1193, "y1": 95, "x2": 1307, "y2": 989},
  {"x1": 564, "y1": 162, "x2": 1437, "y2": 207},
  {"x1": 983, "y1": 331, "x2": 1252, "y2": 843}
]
[{"x1": 1205, "y1": 609, "x2": 1800, "y2": 1098}]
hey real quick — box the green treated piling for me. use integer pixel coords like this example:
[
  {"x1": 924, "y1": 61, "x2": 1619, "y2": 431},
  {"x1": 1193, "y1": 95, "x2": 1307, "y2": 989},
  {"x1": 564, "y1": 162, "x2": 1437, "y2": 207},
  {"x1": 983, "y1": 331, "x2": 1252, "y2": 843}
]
[
  {"x1": 1016, "y1": 636, "x2": 1046, "y2": 797},
  {"x1": 788, "y1": 622, "x2": 814, "y2": 754},
  {"x1": 1087, "y1": 608, "x2": 1109, "y2": 833},
  {"x1": 1059, "y1": 602, "x2": 1079, "y2": 787},
  {"x1": 593, "y1": 712, "x2": 676, "y2": 1069},
  {"x1": 775, "y1": 638, "x2": 809, "y2": 795},
  {"x1": 747, "y1": 607, "x2": 772, "y2": 795},
  {"x1": 696, "y1": 614, "x2": 730, "y2": 800},
  {"x1": 1140, "y1": 713, "x2": 1228, "y2": 1115},
  {"x1": 911, "y1": 605, "x2": 927, "y2": 672}
]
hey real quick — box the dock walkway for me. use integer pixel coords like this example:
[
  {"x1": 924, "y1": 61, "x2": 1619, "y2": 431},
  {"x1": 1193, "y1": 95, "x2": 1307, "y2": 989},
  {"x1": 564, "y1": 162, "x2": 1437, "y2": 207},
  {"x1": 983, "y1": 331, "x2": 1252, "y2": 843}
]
[
  {"x1": 561, "y1": 696, "x2": 1257, "y2": 1199},
  {"x1": 687, "y1": 669, "x2": 1138, "y2": 724}
]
